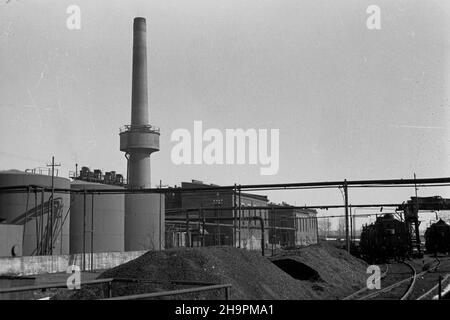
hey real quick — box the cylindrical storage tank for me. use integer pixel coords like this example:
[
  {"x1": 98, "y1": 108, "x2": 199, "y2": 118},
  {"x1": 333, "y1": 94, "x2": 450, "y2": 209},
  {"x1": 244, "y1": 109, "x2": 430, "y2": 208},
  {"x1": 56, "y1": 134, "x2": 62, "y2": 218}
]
[
  {"x1": 70, "y1": 181, "x2": 124, "y2": 254},
  {"x1": 0, "y1": 170, "x2": 70, "y2": 256},
  {"x1": 125, "y1": 193, "x2": 165, "y2": 251}
]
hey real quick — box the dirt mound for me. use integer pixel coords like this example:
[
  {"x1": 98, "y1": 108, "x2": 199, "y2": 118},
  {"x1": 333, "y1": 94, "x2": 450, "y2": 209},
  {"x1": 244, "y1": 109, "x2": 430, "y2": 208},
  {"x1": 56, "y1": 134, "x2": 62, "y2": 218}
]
[
  {"x1": 57, "y1": 243, "x2": 368, "y2": 300},
  {"x1": 271, "y1": 242, "x2": 368, "y2": 299},
  {"x1": 97, "y1": 246, "x2": 320, "y2": 300}
]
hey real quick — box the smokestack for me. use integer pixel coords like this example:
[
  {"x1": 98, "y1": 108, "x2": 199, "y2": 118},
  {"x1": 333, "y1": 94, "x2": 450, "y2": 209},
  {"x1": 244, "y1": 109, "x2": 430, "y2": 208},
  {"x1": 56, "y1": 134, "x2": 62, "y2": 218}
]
[
  {"x1": 120, "y1": 17, "x2": 159, "y2": 189},
  {"x1": 120, "y1": 18, "x2": 164, "y2": 251},
  {"x1": 131, "y1": 17, "x2": 148, "y2": 126}
]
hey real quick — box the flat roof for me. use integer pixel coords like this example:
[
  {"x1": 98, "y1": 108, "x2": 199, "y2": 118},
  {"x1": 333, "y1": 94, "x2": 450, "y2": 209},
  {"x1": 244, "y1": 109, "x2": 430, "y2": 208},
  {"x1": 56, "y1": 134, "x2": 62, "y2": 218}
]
[{"x1": 180, "y1": 181, "x2": 268, "y2": 202}]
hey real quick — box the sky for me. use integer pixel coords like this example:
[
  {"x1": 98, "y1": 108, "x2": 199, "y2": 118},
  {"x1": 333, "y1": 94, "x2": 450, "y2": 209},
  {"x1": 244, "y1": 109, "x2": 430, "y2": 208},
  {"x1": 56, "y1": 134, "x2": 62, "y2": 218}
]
[{"x1": 1, "y1": 0, "x2": 450, "y2": 228}]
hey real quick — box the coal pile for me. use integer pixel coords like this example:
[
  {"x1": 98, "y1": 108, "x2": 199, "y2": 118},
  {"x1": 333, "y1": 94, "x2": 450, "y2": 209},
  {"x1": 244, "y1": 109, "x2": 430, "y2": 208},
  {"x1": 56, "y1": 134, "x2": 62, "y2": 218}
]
[
  {"x1": 101, "y1": 246, "x2": 324, "y2": 299},
  {"x1": 58, "y1": 243, "x2": 368, "y2": 300},
  {"x1": 271, "y1": 242, "x2": 368, "y2": 299},
  {"x1": 62, "y1": 247, "x2": 321, "y2": 299}
]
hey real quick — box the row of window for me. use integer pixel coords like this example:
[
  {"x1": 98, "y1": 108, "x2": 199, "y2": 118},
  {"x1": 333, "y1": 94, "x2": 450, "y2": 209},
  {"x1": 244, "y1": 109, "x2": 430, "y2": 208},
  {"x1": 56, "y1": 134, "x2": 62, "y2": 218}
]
[{"x1": 295, "y1": 217, "x2": 317, "y2": 233}]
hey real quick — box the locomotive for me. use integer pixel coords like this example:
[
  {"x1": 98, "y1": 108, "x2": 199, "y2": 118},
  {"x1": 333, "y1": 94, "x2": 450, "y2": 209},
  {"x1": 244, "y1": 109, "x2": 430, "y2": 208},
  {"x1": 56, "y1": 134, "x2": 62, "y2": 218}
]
[
  {"x1": 359, "y1": 213, "x2": 411, "y2": 263},
  {"x1": 425, "y1": 219, "x2": 450, "y2": 255}
]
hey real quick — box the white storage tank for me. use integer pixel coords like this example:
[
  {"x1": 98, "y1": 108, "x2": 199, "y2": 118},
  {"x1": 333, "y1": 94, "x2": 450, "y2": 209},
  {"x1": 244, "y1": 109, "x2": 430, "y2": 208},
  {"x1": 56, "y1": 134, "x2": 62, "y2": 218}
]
[
  {"x1": 70, "y1": 181, "x2": 124, "y2": 254},
  {"x1": 0, "y1": 170, "x2": 70, "y2": 256}
]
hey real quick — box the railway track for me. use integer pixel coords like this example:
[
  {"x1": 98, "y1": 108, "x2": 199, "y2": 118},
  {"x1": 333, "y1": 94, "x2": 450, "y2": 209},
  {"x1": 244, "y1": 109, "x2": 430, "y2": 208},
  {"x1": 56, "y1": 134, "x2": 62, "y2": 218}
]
[
  {"x1": 359, "y1": 261, "x2": 416, "y2": 300},
  {"x1": 411, "y1": 256, "x2": 450, "y2": 300},
  {"x1": 416, "y1": 272, "x2": 450, "y2": 300},
  {"x1": 343, "y1": 258, "x2": 442, "y2": 300},
  {"x1": 342, "y1": 264, "x2": 389, "y2": 300}
]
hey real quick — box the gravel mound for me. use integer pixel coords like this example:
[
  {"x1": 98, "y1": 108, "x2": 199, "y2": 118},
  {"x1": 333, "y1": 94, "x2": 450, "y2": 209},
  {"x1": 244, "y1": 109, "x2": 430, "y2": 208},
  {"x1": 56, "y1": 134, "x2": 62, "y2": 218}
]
[
  {"x1": 271, "y1": 242, "x2": 368, "y2": 299},
  {"x1": 97, "y1": 246, "x2": 319, "y2": 299},
  {"x1": 58, "y1": 243, "x2": 368, "y2": 300}
]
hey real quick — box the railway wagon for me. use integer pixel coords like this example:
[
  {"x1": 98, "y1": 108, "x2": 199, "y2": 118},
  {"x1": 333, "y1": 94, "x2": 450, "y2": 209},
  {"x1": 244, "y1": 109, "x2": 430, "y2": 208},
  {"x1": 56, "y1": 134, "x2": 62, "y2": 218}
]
[
  {"x1": 425, "y1": 219, "x2": 450, "y2": 255},
  {"x1": 360, "y1": 213, "x2": 410, "y2": 263}
]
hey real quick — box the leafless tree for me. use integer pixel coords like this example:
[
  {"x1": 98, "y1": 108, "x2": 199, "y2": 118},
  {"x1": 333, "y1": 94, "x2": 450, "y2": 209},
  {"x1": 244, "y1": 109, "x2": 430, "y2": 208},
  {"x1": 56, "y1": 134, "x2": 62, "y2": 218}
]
[{"x1": 318, "y1": 218, "x2": 331, "y2": 237}]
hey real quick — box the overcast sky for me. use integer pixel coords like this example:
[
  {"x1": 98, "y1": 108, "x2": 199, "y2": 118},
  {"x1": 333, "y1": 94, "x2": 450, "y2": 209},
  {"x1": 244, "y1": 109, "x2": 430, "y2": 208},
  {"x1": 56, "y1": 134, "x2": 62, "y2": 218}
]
[{"x1": 1, "y1": 0, "x2": 450, "y2": 225}]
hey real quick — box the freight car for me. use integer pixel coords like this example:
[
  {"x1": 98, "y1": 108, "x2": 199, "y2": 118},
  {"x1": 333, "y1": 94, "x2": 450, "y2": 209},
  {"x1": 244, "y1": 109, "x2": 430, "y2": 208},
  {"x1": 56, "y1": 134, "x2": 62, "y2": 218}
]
[
  {"x1": 425, "y1": 219, "x2": 450, "y2": 255},
  {"x1": 360, "y1": 213, "x2": 411, "y2": 263}
]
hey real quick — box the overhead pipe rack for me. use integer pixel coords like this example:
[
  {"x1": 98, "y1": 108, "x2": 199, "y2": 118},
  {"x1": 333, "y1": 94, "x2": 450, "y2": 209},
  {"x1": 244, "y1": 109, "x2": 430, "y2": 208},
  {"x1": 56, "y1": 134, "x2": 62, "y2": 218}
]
[
  {"x1": 2, "y1": 176, "x2": 450, "y2": 194},
  {"x1": 3, "y1": 176, "x2": 450, "y2": 254}
]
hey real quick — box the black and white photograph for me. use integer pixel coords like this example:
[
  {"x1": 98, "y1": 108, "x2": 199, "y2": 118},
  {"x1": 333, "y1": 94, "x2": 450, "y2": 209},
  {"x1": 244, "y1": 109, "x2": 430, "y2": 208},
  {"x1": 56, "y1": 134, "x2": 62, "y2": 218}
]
[{"x1": 0, "y1": 0, "x2": 450, "y2": 313}]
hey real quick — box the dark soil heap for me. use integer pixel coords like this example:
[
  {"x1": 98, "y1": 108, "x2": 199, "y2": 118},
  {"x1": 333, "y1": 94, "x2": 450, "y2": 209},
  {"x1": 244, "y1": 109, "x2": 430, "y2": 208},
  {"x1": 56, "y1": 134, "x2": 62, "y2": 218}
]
[
  {"x1": 98, "y1": 246, "x2": 319, "y2": 299},
  {"x1": 58, "y1": 243, "x2": 368, "y2": 300},
  {"x1": 271, "y1": 242, "x2": 369, "y2": 299}
]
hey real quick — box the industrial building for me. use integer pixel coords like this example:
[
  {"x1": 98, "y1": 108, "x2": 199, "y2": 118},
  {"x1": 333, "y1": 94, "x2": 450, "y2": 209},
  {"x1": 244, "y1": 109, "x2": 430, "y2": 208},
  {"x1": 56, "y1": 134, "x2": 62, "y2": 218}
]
[
  {"x1": 165, "y1": 180, "x2": 318, "y2": 250},
  {"x1": 166, "y1": 180, "x2": 269, "y2": 250},
  {"x1": 0, "y1": 17, "x2": 164, "y2": 258},
  {"x1": 0, "y1": 172, "x2": 319, "y2": 258},
  {"x1": 0, "y1": 17, "x2": 318, "y2": 261},
  {"x1": 268, "y1": 203, "x2": 318, "y2": 247}
]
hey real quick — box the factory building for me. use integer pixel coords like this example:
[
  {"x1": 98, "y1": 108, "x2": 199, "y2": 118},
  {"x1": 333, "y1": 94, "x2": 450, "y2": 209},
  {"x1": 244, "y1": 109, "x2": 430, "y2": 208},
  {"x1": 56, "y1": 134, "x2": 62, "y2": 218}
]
[
  {"x1": 232, "y1": 191, "x2": 269, "y2": 250},
  {"x1": 166, "y1": 182, "x2": 319, "y2": 250},
  {"x1": 0, "y1": 169, "x2": 318, "y2": 258},
  {"x1": 0, "y1": 17, "x2": 319, "y2": 261},
  {"x1": 165, "y1": 180, "x2": 269, "y2": 250},
  {"x1": 269, "y1": 203, "x2": 318, "y2": 248},
  {"x1": 0, "y1": 17, "x2": 164, "y2": 258}
]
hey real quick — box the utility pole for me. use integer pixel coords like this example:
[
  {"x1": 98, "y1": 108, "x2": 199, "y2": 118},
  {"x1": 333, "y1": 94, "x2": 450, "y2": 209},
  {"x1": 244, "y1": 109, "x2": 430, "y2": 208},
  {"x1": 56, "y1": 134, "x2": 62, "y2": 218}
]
[
  {"x1": 413, "y1": 173, "x2": 422, "y2": 254},
  {"x1": 157, "y1": 180, "x2": 170, "y2": 250},
  {"x1": 349, "y1": 205, "x2": 353, "y2": 245},
  {"x1": 343, "y1": 180, "x2": 350, "y2": 253},
  {"x1": 414, "y1": 173, "x2": 418, "y2": 199},
  {"x1": 46, "y1": 156, "x2": 60, "y2": 254},
  {"x1": 213, "y1": 197, "x2": 223, "y2": 245},
  {"x1": 160, "y1": 180, "x2": 162, "y2": 251},
  {"x1": 233, "y1": 184, "x2": 237, "y2": 248}
]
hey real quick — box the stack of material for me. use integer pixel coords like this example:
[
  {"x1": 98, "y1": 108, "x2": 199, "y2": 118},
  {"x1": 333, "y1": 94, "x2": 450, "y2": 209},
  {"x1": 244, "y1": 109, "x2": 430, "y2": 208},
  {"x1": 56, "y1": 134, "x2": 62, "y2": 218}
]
[
  {"x1": 97, "y1": 246, "x2": 319, "y2": 299},
  {"x1": 271, "y1": 242, "x2": 368, "y2": 299},
  {"x1": 58, "y1": 243, "x2": 368, "y2": 300}
]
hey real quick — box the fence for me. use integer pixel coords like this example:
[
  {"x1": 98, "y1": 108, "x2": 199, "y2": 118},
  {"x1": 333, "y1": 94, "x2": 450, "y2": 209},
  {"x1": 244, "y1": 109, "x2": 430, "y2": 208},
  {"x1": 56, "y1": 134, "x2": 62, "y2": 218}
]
[{"x1": 0, "y1": 277, "x2": 231, "y2": 300}]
